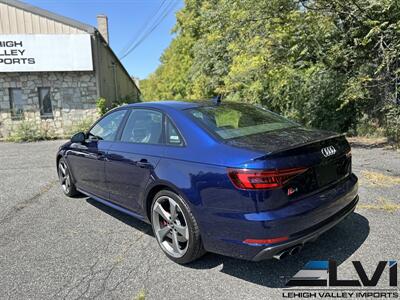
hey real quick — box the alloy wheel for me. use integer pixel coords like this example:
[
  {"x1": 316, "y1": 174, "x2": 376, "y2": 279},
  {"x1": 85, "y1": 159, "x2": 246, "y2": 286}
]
[
  {"x1": 152, "y1": 195, "x2": 189, "y2": 258},
  {"x1": 58, "y1": 161, "x2": 71, "y2": 194}
]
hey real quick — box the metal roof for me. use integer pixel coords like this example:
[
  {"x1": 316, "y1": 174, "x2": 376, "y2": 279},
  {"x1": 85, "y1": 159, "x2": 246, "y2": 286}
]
[{"x1": 0, "y1": 0, "x2": 95, "y2": 34}]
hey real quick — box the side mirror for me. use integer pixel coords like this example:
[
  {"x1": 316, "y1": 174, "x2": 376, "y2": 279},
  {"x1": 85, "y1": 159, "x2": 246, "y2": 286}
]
[{"x1": 71, "y1": 132, "x2": 86, "y2": 143}]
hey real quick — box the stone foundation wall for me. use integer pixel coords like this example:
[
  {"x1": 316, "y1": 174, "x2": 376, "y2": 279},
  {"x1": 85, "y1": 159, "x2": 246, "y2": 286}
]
[{"x1": 0, "y1": 72, "x2": 99, "y2": 138}]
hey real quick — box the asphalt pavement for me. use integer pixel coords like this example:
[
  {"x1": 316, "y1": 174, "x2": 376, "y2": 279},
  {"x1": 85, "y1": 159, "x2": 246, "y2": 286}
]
[{"x1": 0, "y1": 140, "x2": 399, "y2": 299}]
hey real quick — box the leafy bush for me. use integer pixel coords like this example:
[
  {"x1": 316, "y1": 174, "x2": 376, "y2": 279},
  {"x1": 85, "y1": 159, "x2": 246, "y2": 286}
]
[
  {"x1": 6, "y1": 121, "x2": 57, "y2": 142},
  {"x1": 355, "y1": 116, "x2": 386, "y2": 138},
  {"x1": 385, "y1": 104, "x2": 400, "y2": 145},
  {"x1": 96, "y1": 97, "x2": 136, "y2": 116},
  {"x1": 96, "y1": 97, "x2": 108, "y2": 116},
  {"x1": 39, "y1": 122, "x2": 57, "y2": 140},
  {"x1": 65, "y1": 117, "x2": 95, "y2": 137}
]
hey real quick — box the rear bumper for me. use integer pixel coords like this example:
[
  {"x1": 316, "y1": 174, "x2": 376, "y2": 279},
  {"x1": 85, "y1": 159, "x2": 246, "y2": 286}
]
[
  {"x1": 252, "y1": 195, "x2": 358, "y2": 261},
  {"x1": 197, "y1": 174, "x2": 359, "y2": 260}
]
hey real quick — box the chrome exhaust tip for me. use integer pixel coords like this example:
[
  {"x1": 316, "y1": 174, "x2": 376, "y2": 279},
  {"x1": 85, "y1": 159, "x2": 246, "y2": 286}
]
[
  {"x1": 289, "y1": 245, "x2": 302, "y2": 256},
  {"x1": 273, "y1": 245, "x2": 303, "y2": 260},
  {"x1": 273, "y1": 249, "x2": 290, "y2": 260}
]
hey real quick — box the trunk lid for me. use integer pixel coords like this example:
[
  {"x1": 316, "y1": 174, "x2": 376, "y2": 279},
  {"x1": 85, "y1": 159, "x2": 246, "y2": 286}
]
[
  {"x1": 224, "y1": 126, "x2": 343, "y2": 154},
  {"x1": 226, "y1": 126, "x2": 352, "y2": 199}
]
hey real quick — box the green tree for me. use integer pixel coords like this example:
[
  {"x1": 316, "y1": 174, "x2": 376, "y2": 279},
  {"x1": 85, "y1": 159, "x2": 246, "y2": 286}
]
[{"x1": 141, "y1": 0, "x2": 400, "y2": 141}]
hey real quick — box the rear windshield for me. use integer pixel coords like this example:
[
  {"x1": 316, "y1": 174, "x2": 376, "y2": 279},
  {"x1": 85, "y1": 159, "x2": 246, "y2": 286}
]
[{"x1": 186, "y1": 103, "x2": 298, "y2": 140}]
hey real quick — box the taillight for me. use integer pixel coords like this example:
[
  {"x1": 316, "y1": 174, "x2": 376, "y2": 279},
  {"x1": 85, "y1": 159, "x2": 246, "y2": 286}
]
[{"x1": 227, "y1": 167, "x2": 308, "y2": 190}]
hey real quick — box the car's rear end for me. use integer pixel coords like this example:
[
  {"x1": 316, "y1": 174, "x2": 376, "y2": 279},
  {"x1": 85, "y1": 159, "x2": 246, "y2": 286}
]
[{"x1": 185, "y1": 103, "x2": 358, "y2": 260}]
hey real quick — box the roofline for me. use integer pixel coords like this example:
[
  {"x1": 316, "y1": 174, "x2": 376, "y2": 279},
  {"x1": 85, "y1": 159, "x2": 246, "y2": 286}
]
[
  {"x1": 94, "y1": 32, "x2": 141, "y2": 95},
  {"x1": 124, "y1": 101, "x2": 202, "y2": 110},
  {"x1": 1, "y1": 0, "x2": 96, "y2": 34}
]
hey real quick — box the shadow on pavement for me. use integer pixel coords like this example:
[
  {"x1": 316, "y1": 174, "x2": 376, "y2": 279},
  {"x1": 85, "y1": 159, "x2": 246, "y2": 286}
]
[
  {"x1": 86, "y1": 198, "x2": 369, "y2": 288},
  {"x1": 86, "y1": 198, "x2": 154, "y2": 237},
  {"x1": 188, "y1": 212, "x2": 369, "y2": 288}
]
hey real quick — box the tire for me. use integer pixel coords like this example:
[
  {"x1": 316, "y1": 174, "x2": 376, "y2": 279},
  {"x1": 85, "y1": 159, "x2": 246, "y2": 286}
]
[
  {"x1": 151, "y1": 190, "x2": 205, "y2": 264},
  {"x1": 58, "y1": 157, "x2": 79, "y2": 197}
]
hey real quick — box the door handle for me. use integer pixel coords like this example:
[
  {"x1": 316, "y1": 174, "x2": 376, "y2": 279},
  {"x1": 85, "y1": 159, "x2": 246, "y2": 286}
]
[{"x1": 137, "y1": 159, "x2": 151, "y2": 168}]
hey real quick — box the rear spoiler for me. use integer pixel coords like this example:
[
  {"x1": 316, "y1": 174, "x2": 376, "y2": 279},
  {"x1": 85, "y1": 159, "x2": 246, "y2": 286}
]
[{"x1": 254, "y1": 133, "x2": 347, "y2": 160}]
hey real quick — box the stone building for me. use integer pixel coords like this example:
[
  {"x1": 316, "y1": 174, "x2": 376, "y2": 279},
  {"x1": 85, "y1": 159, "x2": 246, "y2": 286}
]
[{"x1": 0, "y1": 0, "x2": 141, "y2": 138}]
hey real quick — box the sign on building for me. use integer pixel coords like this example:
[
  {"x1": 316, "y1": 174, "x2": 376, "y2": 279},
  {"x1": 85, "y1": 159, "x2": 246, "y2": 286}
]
[{"x1": 0, "y1": 34, "x2": 93, "y2": 72}]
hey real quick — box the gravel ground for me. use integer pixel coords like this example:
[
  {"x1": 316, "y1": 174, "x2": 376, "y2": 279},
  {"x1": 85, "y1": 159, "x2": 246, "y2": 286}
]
[{"x1": 0, "y1": 140, "x2": 399, "y2": 300}]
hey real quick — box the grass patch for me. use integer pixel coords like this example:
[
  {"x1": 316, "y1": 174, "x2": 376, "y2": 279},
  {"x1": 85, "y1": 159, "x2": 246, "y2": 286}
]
[
  {"x1": 358, "y1": 197, "x2": 400, "y2": 213},
  {"x1": 360, "y1": 170, "x2": 400, "y2": 187},
  {"x1": 135, "y1": 290, "x2": 145, "y2": 300}
]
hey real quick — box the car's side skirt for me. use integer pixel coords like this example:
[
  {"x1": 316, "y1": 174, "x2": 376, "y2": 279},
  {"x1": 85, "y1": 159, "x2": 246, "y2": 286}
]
[{"x1": 77, "y1": 188, "x2": 148, "y2": 222}]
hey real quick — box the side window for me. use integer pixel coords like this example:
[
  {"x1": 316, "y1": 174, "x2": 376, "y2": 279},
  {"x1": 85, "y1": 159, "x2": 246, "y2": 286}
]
[
  {"x1": 38, "y1": 87, "x2": 53, "y2": 117},
  {"x1": 121, "y1": 109, "x2": 163, "y2": 144},
  {"x1": 9, "y1": 88, "x2": 24, "y2": 119},
  {"x1": 166, "y1": 118, "x2": 183, "y2": 146},
  {"x1": 89, "y1": 110, "x2": 126, "y2": 141}
]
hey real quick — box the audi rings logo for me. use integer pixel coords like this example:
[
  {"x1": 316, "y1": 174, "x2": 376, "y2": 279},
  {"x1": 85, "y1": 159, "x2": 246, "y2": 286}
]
[{"x1": 321, "y1": 146, "x2": 336, "y2": 157}]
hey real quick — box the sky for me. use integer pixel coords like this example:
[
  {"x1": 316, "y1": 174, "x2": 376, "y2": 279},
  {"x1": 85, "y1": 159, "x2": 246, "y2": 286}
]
[{"x1": 23, "y1": 0, "x2": 184, "y2": 79}]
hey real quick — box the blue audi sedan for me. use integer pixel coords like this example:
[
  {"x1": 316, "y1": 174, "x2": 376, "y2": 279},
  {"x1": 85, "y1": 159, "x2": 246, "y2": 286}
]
[{"x1": 56, "y1": 101, "x2": 358, "y2": 264}]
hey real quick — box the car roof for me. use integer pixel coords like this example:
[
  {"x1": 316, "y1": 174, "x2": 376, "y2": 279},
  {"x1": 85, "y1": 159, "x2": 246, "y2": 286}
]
[{"x1": 124, "y1": 101, "x2": 203, "y2": 111}]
